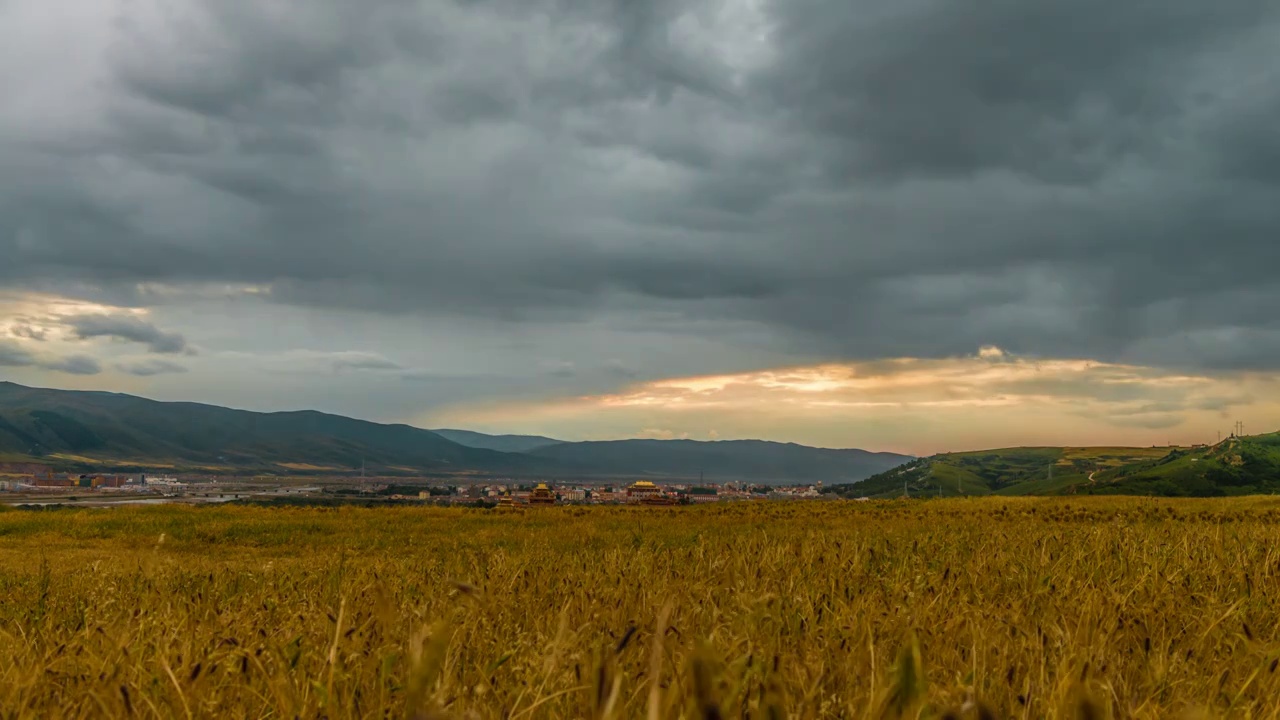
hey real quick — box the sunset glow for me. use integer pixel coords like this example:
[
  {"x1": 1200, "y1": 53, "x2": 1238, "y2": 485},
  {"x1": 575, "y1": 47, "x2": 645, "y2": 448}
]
[{"x1": 427, "y1": 349, "x2": 1272, "y2": 455}]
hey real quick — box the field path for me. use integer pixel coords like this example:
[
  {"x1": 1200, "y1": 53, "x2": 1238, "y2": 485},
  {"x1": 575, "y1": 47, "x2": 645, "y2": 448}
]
[{"x1": 1088, "y1": 470, "x2": 1098, "y2": 486}]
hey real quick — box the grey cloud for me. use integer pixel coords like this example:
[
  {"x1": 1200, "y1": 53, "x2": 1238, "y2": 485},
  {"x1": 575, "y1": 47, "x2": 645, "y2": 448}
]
[
  {"x1": 240, "y1": 350, "x2": 404, "y2": 375},
  {"x1": 63, "y1": 314, "x2": 190, "y2": 354},
  {"x1": 541, "y1": 361, "x2": 577, "y2": 379},
  {"x1": 1001, "y1": 376, "x2": 1182, "y2": 405},
  {"x1": 1105, "y1": 414, "x2": 1189, "y2": 431},
  {"x1": 399, "y1": 370, "x2": 509, "y2": 386},
  {"x1": 1, "y1": 0, "x2": 1279, "y2": 380},
  {"x1": 0, "y1": 340, "x2": 102, "y2": 375},
  {"x1": 1108, "y1": 402, "x2": 1195, "y2": 417},
  {"x1": 9, "y1": 324, "x2": 47, "y2": 341},
  {"x1": 603, "y1": 359, "x2": 639, "y2": 379},
  {"x1": 330, "y1": 354, "x2": 402, "y2": 371},
  {"x1": 42, "y1": 354, "x2": 104, "y2": 376},
  {"x1": 761, "y1": 0, "x2": 1273, "y2": 182},
  {"x1": 1193, "y1": 395, "x2": 1255, "y2": 413},
  {"x1": 116, "y1": 359, "x2": 189, "y2": 377},
  {"x1": 0, "y1": 340, "x2": 36, "y2": 367},
  {"x1": 1122, "y1": 328, "x2": 1280, "y2": 372}
]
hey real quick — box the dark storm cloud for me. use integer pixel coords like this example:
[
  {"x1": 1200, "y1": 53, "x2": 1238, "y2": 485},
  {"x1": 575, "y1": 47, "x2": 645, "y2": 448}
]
[
  {"x1": 63, "y1": 315, "x2": 190, "y2": 354},
  {"x1": 761, "y1": 0, "x2": 1275, "y2": 181},
  {"x1": 2, "y1": 0, "x2": 1279, "y2": 371}
]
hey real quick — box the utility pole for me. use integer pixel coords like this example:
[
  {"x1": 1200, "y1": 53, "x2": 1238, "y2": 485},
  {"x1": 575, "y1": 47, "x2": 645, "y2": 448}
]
[{"x1": 904, "y1": 480, "x2": 908, "y2": 498}]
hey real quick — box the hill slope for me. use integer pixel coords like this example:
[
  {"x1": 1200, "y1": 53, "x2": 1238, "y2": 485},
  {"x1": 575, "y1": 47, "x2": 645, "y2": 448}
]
[
  {"x1": 1090, "y1": 434, "x2": 1280, "y2": 496},
  {"x1": 430, "y1": 429, "x2": 562, "y2": 453},
  {"x1": 528, "y1": 439, "x2": 912, "y2": 483},
  {"x1": 834, "y1": 437, "x2": 1280, "y2": 498},
  {"x1": 0, "y1": 381, "x2": 541, "y2": 474}
]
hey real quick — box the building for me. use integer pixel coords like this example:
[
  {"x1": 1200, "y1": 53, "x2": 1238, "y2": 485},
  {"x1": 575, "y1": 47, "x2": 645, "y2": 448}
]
[
  {"x1": 626, "y1": 481, "x2": 662, "y2": 503},
  {"x1": 528, "y1": 483, "x2": 556, "y2": 505},
  {"x1": 76, "y1": 475, "x2": 127, "y2": 489},
  {"x1": 626, "y1": 481, "x2": 676, "y2": 505}
]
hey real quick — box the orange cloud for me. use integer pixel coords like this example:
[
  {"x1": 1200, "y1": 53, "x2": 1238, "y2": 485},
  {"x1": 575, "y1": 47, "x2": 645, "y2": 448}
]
[{"x1": 425, "y1": 348, "x2": 1275, "y2": 455}]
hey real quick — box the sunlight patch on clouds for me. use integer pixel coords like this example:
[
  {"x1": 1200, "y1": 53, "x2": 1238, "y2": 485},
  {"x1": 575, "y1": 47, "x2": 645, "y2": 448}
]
[
  {"x1": 428, "y1": 347, "x2": 1274, "y2": 454},
  {"x1": 1, "y1": 291, "x2": 148, "y2": 338},
  {"x1": 594, "y1": 350, "x2": 1219, "y2": 410}
]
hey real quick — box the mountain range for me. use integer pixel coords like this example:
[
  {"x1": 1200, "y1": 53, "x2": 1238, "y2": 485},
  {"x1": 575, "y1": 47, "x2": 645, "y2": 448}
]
[{"x1": 0, "y1": 382, "x2": 910, "y2": 483}]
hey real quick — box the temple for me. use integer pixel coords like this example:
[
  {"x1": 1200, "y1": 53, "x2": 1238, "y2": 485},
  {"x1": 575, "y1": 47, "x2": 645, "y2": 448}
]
[
  {"x1": 626, "y1": 480, "x2": 675, "y2": 505},
  {"x1": 528, "y1": 482, "x2": 556, "y2": 505}
]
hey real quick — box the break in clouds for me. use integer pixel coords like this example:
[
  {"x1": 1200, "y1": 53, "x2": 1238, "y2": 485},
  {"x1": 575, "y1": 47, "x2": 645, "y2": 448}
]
[{"x1": 1, "y1": 0, "x2": 1279, "y2": 439}]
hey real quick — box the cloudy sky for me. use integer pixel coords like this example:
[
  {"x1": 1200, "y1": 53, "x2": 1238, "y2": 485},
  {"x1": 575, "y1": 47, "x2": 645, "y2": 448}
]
[{"x1": 2, "y1": 0, "x2": 1278, "y2": 455}]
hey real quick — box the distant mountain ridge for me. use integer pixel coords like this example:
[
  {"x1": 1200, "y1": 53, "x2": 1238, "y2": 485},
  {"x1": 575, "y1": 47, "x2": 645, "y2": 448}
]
[
  {"x1": 0, "y1": 381, "x2": 909, "y2": 482},
  {"x1": 430, "y1": 429, "x2": 562, "y2": 453},
  {"x1": 528, "y1": 439, "x2": 912, "y2": 483}
]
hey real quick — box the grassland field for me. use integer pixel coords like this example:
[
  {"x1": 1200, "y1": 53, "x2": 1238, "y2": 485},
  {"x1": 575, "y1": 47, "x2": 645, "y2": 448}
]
[{"x1": 4, "y1": 499, "x2": 1280, "y2": 719}]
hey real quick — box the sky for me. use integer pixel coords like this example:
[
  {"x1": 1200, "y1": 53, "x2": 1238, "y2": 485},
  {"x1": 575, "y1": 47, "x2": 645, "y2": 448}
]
[{"x1": 1, "y1": 0, "x2": 1278, "y2": 456}]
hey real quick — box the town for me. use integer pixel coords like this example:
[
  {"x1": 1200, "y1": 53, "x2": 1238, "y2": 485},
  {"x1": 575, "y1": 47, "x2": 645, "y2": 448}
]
[{"x1": 0, "y1": 464, "x2": 828, "y2": 507}]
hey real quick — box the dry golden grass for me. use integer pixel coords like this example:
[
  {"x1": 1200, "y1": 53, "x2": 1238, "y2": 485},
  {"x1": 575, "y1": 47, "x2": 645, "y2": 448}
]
[{"x1": 3, "y1": 497, "x2": 1280, "y2": 718}]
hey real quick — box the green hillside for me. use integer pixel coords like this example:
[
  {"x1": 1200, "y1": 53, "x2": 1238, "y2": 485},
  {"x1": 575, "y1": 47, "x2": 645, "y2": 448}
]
[
  {"x1": 1089, "y1": 434, "x2": 1280, "y2": 496},
  {"x1": 828, "y1": 441, "x2": 1275, "y2": 498},
  {"x1": 831, "y1": 447, "x2": 1068, "y2": 498},
  {"x1": 0, "y1": 381, "x2": 544, "y2": 475}
]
